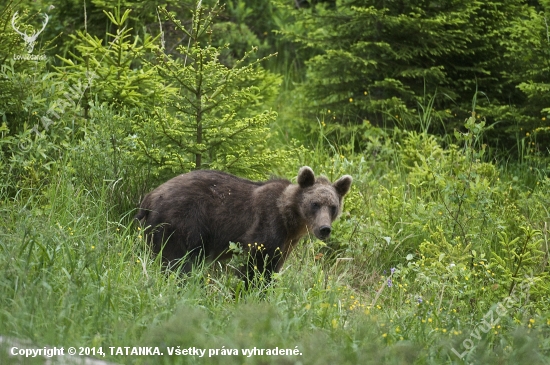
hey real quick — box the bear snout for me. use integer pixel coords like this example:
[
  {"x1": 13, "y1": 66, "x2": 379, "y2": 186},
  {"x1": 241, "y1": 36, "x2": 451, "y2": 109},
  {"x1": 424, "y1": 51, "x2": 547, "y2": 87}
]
[
  {"x1": 314, "y1": 225, "x2": 332, "y2": 240},
  {"x1": 319, "y1": 225, "x2": 332, "y2": 237}
]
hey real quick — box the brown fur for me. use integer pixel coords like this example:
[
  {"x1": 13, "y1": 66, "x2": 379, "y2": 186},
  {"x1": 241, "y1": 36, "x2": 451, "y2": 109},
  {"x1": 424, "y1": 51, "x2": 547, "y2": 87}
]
[{"x1": 135, "y1": 166, "x2": 352, "y2": 284}]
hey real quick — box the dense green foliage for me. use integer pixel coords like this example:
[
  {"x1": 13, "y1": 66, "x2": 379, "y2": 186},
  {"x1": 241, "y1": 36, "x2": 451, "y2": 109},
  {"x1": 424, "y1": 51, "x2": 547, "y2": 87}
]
[
  {"x1": 1, "y1": 0, "x2": 550, "y2": 364},
  {"x1": 280, "y1": 0, "x2": 550, "y2": 151},
  {"x1": 286, "y1": 0, "x2": 525, "y2": 122}
]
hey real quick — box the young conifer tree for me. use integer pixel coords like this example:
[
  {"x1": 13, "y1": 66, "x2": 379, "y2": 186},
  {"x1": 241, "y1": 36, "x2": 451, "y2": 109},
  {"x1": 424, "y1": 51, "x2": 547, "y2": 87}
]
[{"x1": 138, "y1": 1, "x2": 282, "y2": 178}]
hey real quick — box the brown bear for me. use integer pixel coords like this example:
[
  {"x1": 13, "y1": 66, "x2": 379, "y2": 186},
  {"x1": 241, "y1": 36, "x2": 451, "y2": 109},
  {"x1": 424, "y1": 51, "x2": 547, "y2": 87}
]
[{"x1": 135, "y1": 166, "x2": 352, "y2": 285}]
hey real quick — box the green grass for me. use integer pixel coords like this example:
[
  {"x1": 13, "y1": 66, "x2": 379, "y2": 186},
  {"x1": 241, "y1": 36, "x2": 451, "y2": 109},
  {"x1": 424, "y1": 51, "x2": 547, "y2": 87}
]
[{"x1": 1, "y1": 127, "x2": 550, "y2": 365}]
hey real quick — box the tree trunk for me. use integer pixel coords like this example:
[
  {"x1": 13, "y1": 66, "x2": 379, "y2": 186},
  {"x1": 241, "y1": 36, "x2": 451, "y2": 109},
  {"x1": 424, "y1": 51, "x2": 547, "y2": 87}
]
[{"x1": 196, "y1": 107, "x2": 202, "y2": 169}]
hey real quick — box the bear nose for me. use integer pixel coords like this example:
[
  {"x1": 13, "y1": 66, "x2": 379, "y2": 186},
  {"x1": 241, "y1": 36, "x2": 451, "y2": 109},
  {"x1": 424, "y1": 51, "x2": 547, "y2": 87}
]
[{"x1": 319, "y1": 226, "x2": 331, "y2": 237}]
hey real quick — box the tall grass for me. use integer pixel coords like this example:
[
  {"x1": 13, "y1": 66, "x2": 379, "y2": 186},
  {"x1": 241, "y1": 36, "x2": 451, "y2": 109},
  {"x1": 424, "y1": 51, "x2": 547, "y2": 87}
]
[{"x1": 1, "y1": 118, "x2": 550, "y2": 364}]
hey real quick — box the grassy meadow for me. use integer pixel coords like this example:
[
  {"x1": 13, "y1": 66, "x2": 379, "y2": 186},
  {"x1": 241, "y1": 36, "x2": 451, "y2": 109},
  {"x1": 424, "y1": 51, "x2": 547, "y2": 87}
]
[{"x1": 1, "y1": 117, "x2": 550, "y2": 364}]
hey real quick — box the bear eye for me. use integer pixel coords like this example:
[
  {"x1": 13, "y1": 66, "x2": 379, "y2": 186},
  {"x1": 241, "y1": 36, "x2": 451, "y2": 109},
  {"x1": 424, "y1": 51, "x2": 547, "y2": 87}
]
[
  {"x1": 311, "y1": 202, "x2": 320, "y2": 210},
  {"x1": 330, "y1": 206, "x2": 337, "y2": 216}
]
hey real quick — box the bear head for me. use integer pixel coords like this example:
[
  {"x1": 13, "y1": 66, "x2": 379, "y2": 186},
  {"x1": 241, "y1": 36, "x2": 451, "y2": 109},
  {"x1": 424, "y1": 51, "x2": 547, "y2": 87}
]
[{"x1": 297, "y1": 166, "x2": 352, "y2": 241}]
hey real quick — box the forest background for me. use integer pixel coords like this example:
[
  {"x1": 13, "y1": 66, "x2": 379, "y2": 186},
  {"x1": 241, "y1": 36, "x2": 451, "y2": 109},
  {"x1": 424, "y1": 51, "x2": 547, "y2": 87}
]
[{"x1": 1, "y1": 0, "x2": 550, "y2": 364}]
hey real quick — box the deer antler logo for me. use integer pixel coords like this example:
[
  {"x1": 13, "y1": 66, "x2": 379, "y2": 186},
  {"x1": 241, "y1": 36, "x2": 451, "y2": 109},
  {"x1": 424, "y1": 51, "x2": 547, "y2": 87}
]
[{"x1": 11, "y1": 11, "x2": 49, "y2": 54}]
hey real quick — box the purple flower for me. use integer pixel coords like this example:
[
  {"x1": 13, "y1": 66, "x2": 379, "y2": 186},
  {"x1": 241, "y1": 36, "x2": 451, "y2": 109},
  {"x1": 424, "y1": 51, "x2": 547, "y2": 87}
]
[
  {"x1": 387, "y1": 279, "x2": 393, "y2": 287},
  {"x1": 390, "y1": 267, "x2": 396, "y2": 274},
  {"x1": 417, "y1": 297, "x2": 423, "y2": 303}
]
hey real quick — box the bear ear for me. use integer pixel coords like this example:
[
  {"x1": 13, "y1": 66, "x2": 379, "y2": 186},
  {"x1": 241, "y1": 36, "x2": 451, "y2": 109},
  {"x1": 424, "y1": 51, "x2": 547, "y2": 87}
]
[
  {"x1": 333, "y1": 175, "x2": 352, "y2": 196},
  {"x1": 297, "y1": 166, "x2": 315, "y2": 188}
]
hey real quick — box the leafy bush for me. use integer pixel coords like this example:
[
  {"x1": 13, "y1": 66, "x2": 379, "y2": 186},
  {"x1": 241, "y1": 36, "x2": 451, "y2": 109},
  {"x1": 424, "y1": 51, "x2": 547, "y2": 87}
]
[
  {"x1": 69, "y1": 103, "x2": 153, "y2": 213},
  {"x1": 0, "y1": 1, "x2": 76, "y2": 194}
]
